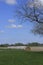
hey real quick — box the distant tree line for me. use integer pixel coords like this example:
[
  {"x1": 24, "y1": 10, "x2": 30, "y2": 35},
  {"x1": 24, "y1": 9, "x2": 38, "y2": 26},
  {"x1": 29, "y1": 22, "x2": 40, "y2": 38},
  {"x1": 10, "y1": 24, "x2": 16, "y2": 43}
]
[
  {"x1": 0, "y1": 42, "x2": 43, "y2": 47},
  {"x1": 27, "y1": 42, "x2": 43, "y2": 46}
]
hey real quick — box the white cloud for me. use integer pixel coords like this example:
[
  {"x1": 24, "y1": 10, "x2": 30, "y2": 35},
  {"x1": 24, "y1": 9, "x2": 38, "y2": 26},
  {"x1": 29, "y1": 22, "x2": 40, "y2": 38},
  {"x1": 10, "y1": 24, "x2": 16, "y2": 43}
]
[
  {"x1": 6, "y1": 24, "x2": 17, "y2": 28},
  {"x1": 11, "y1": 24, "x2": 17, "y2": 28},
  {"x1": 0, "y1": 0, "x2": 17, "y2": 5},
  {"x1": 8, "y1": 19, "x2": 15, "y2": 23},
  {"x1": 0, "y1": 30, "x2": 4, "y2": 33},
  {"x1": 5, "y1": 0, "x2": 17, "y2": 5},
  {"x1": 6, "y1": 24, "x2": 23, "y2": 28},
  {"x1": 17, "y1": 25, "x2": 23, "y2": 28}
]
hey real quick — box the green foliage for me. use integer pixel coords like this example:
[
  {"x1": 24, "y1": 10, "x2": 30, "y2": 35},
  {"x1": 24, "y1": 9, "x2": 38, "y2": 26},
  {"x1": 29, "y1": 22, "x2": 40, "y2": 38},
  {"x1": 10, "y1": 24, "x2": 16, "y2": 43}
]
[
  {"x1": 0, "y1": 44, "x2": 9, "y2": 47},
  {"x1": 27, "y1": 42, "x2": 39, "y2": 46},
  {"x1": 14, "y1": 43, "x2": 24, "y2": 46},
  {"x1": 0, "y1": 49, "x2": 43, "y2": 65},
  {"x1": 0, "y1": 42, "x2": 43, "y2": 47}
]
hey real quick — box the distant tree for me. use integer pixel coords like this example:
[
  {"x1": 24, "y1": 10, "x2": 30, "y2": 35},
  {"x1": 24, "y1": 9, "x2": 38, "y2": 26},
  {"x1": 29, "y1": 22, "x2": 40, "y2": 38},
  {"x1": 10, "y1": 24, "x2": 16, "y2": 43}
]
[
  {"x1": 27, "y1": 42, "x2": 39, "y2": 46},
  {"x1": 15, "y1": 0, "x2": 43, "y2": 35},
  {"x1": 10, "y1": 44, "x2": 14, "y2": 46},
  {"x1": 0, "y1": 44, "x2": 9, "y2": 47},
  {"x1": 14, "y1": 43, "x2": 24, "y2": 46}
]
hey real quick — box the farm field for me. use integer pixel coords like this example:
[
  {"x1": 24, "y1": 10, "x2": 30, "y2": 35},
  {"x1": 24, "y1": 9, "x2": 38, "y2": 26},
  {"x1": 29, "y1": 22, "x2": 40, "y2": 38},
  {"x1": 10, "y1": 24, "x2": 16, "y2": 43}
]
[{"x1": 0, "y1": 49, "x2": 43, "y2": 65}]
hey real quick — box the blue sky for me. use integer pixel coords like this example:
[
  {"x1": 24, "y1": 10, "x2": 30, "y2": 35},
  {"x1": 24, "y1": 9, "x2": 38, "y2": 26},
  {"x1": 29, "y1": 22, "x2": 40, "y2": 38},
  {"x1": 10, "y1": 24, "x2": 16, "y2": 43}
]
[{"x1": 0, "y1": 0, "x2": 43, "y2": 44}]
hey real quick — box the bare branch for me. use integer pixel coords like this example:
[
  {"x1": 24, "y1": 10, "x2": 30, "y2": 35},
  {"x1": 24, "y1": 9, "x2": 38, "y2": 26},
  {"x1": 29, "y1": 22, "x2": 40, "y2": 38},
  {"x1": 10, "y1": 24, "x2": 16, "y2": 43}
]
[{"x1": 15, "y1": 0, "x2": 43, "y2": 34}]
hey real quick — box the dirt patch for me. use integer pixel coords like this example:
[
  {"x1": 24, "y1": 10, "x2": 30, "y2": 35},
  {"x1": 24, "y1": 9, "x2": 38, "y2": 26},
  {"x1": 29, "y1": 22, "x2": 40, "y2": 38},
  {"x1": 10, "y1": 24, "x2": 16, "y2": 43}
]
[{"x1": 30, "y1": 47, "x2": 43, "y2": 51}]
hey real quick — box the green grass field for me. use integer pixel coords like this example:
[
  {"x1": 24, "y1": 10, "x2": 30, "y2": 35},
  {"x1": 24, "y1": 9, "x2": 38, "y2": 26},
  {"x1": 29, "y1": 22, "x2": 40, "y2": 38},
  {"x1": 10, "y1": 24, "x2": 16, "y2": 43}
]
[{"x1": 0, "y1": 49, "x2": 43, "y2": 65}]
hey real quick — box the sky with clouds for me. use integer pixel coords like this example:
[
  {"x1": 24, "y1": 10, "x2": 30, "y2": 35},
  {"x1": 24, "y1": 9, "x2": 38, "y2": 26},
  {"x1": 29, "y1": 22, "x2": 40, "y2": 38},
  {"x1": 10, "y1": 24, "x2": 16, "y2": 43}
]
[{"x1": 0, "y1": 0, "x2": 43, "y2": 44}]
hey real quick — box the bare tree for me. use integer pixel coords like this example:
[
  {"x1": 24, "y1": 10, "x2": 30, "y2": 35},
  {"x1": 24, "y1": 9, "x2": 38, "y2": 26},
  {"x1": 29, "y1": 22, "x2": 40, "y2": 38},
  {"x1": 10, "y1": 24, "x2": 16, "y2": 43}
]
[{"x1": 15, "y1": 0, "x2": 43, "y2": 35}]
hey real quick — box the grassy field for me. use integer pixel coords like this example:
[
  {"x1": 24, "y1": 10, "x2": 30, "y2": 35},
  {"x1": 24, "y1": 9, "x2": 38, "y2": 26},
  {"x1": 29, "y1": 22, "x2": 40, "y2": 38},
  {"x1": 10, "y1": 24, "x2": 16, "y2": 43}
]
[{"x1": 0, "y1": 49, "x2": 43, "y2": 65}]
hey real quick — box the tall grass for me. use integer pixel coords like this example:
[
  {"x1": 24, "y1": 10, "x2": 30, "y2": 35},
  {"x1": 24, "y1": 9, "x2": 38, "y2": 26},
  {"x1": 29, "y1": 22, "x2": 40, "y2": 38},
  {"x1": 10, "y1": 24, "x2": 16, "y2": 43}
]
[{"x1": 0, "y1": 49, "x2": 43, "y2": 65}]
